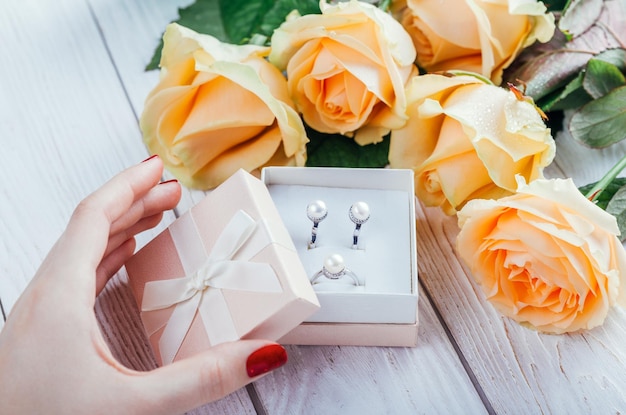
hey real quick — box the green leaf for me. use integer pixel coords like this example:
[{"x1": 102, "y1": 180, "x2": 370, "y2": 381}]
[
  {"x1": 502, "y1": 2, "x2": 625, "y2": 104},
  {"x1": 146, "y1": 42, "x2": 163, "y2": 71},
  {"x1": 220, "y1": 0, "x2": 276, "y2": 44},
  {"x1": 570, "y1": 85, "x2": 626, "y2": 148},
  {"x1": 177, "y1": 0, "x2": 229, "y2": 40},
  {"x1": 305, "y1": 127, "x2": 390, "y2": 168},
  {"x1": 542, "y1": 50, "x2": 626, "y2": 111},
  {"x1": 583, "y1": 58, "x2": 626, "y2": 99},
  {"x1": 593, "y1": 48, "x2": 626, "y2": 70},
  {"x1": 541, "y1": 71, "x2": 593, "y2": 111},
  {"x1": 605, "y1": 185, "x2": 626, "y2": 241},
  {"x1": 259, "y1": 0, "x2": 321, "y2": 39},
  {"x1": 559, "y1": 0, "x2": 603, "y2": 37},
  {"x1": 579, "y1": 177, "x2": 626, "y2": 210},
  {"x1": 502, "y1": 29, "x2": 588, "y2": 102},
  {"x1": 546, "y1": 0, "x2": 569, "y2": 12}
]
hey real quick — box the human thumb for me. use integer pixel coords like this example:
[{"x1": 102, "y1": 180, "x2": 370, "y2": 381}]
[{"x1": 136, "y1": 340, "x2": 288, "y2": 415}]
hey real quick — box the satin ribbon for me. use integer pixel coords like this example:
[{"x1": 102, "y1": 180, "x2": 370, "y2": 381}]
[{"x1": 141, "y1": 209, "x2": 282, "y2": 365}]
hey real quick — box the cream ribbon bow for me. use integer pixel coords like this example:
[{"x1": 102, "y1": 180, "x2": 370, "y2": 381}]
[{"x1": 141, "y1": 210, "x2": 282, "y2": 365}]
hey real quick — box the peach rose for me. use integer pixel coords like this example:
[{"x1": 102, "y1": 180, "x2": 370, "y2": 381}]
[
  {"x1": 457, "y1": 177, "x2": 626, "y2": 333},
  {"x1": 269, "y1": 0, "x2": 417, "y2": 145},
  {"x1": 388, "y1": 73, "x2": 555, "y2": 215},
  {"x1": 141, "y1": 23, "x2": 308, "y2": 189},
  {"x1": 398, "y1": 0, "x2": 555, "y2": 84}
]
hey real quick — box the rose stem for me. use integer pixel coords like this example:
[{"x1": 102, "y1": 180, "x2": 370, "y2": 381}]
[{"x1": 585, "y1": 153, "x2": 626, "y2": 202}]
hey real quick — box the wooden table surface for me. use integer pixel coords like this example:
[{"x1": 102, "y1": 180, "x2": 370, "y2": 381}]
[{"x1": 2, "y1": 0, "x2": 626, "y2": 413}]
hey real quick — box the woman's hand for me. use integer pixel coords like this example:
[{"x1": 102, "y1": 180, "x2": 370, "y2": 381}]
[{"x1": 0, "y1": 156, "x2": 287, "y2": 414}]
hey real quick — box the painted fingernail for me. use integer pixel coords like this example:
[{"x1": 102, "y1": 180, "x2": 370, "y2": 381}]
[
  {"x1": 246, "y1": 344, "x2": 288, "y2": 378},
  {"x1": 159, "y1": 179, "x2": 178, "y2": 185},
  {"x1": 141, "y1": 154, "x2": 159, "y2": 163}
]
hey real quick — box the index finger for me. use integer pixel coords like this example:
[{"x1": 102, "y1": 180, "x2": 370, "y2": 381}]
[{"x1": 58, "y1": 156, "x2": 165, "y2": 273}]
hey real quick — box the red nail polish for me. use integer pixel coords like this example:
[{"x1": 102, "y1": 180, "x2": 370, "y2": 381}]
[
  {"x1": 141, "y1": 154, "x2": 159, "y2": 163},
  {"x1": 159, "y1": 179, "x2": 178, "y2": 185},
  {"x1": 246, "y1": 344, "x2": 288, "y2": 378}
]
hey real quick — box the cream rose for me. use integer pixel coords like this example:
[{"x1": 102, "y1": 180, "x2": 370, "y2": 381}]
[
  {"x1": 398, "y1": 0, "x2": 555, "y2": 84},
  {"x1": 389, "y1": 73, "x2": 555, "y2": 215},
  {"x1": 457, "y1": 177, "x2": 626, "y2": 333},
  {"x1": 269, "y1": 0, "x2": 417, "y2": 145},
  {"x1": 141, "y1": 23, "x2": 308, "y2": 189}
]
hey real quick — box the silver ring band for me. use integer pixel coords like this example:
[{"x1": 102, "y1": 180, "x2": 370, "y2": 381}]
[
  {"x1": 349, "y1": 201, "x2": 370, "y2": 249},
  {"x1": 307, "y1": 200, "x2": 328, "y2": 249}
]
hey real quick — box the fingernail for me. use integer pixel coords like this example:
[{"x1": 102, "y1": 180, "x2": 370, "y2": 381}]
[
  {"x1": 159, "y1": 179, "x2": 178, "y2": 185},
  {"x1": 141, "y1": 154, "x2": 159, "y2": 163},
  {"x1": 246, "y1": 344, "x2": 288, "y2": 378}
]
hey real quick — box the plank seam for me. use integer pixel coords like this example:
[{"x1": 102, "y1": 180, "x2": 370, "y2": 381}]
[
  {"x1": 86, "y1": 0, "x2": 179, "y2": 217},
  {"x1": 419, "y1": 279, "x2": 496, "y2": 415},
  {"x1": 245, "y1": 384, "x2": 267, "y2": 415},
  {"x1": 0, "y1": 296, "x2": 6, "y2": 322},
  {"x1": 85, "y1": 1, "x2": 140, "y2": 124}
]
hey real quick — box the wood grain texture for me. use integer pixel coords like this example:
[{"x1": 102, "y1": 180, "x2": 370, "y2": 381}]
[
  {"x1": 253, "y1": 288, "x2": 489, "y2": 414},
  {"x1": 0, "y1": 0, "x2": 162, "y2": 312},
  {"x1": 85, "y1": 0, "x2": 194, "y2": 116},
  {"x1": 0, "y1": 0, "x2": 254, "y2": 413},
  {"x1": 3, "y1": 0, "x2": 626, "y2": 413}
]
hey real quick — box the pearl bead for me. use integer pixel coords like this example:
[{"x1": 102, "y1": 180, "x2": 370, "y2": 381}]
[
  {"x1": 324, "y1": 253, "x2": 345, "y2": 275},
  {"x1": 307, "y1": 200, "x2": 328, "y2": 222},
  {"x1": 349, "y1": 201, "x2": 370, "y2": 224}
]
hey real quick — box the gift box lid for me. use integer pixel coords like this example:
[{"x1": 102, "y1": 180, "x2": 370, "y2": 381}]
[{"x1": 125, "y1": 169, "x2": 320, "y2": 365}]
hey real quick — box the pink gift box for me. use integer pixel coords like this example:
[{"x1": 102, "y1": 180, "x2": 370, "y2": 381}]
[{"x1": 125, "y1": 170, "x2": 320, "y2": 366}]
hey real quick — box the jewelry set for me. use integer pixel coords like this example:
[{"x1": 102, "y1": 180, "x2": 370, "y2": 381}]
[{"x1": 306, "y1": 200, "x2": 370, "y2": 287}]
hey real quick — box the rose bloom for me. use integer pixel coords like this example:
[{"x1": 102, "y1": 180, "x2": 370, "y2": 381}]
[
  {"x1": 457, "y1": 177, "x2": 626, "y2": 334},
  {"x1": 141, "y1": 23, "x2": 308, "y2": 189},
  {"x1": 389, "y1": 73, "x2": 555, "y2": 215},
  {"x1": 397, "y1": 0, "x2": 555, "y2": 84},
  {"x1": 269, "y1": 0, "x2": 417, "y2": 145}
]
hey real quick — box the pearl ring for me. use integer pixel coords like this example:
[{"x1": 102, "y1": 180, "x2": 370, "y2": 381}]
[
  {"x1": 306, "y1": 200, "x2": 328, "y2": 249},
  {"x1": 310, "y1": 254, "x2": 360, "y2": 286}
]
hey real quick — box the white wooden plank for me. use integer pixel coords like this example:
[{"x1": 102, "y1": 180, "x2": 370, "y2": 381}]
[
  {"x1": 0, "y1": 0, "x2": 254, "y2": 413},
  {"x1": 86, "y1": 0, "x2": 194, "y2": 118},
  {"x1": 416, "y1": 198, "x2": 626, "y2": 413},
  {"x1": 0, "y1": 0, "x2": 166, "y2": 314},
  {"x1": 253, "y1": 287, "x2": 489, "y2": 414}
]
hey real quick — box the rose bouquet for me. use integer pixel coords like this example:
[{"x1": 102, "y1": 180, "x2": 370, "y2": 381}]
[{"x1": 142, "y1": 0, "x2": 626, "y2": 333}]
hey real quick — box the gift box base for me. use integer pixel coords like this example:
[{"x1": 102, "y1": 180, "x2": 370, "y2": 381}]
[
  {"x1": 263, "y1": 166, "x2": 419, "y2": 347},
  {"x1": 278, "y1": 309, "x2": 419, "y2": 347}
]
